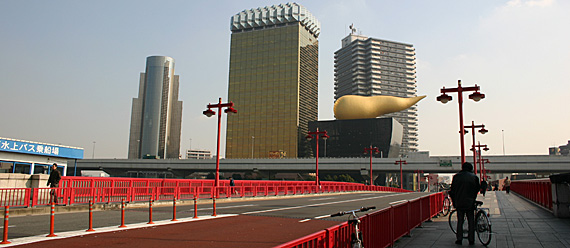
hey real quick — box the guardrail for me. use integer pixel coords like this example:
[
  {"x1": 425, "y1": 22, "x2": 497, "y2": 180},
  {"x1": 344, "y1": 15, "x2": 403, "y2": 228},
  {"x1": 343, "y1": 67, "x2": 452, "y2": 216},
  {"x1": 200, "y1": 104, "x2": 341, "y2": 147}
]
[
  {"x1": 275, "y1": 192, "x2": 443, "y2": 248},
  {"x1": 511, "y1": 178, "x2": 552, "y2": 210},
  {"x1": 1, "y1": 177, "x2": 410, "y2": 208}
]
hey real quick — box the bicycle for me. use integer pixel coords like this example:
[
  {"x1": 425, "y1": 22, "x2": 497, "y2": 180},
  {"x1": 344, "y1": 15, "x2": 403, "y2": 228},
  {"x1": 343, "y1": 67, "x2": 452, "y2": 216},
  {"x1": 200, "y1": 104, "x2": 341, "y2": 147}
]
[
  {"x1": 442, "y1": 191, "x2": 452, "y2": 216},
  {"x1": 331, "y1": 206, "x2": 376, "y2": 248},
  {"x1": 448, "y1": 200, "x2": 492, "y2": 246}
]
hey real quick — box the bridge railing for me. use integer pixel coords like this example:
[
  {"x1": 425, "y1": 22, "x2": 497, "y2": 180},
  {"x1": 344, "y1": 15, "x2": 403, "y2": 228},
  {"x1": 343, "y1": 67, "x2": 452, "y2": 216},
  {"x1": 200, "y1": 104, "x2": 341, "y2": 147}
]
[
  {"x1": 1, "y1": 176, "x2": 411, "y2": 208},
  {"x1": 511, "y1": 178, "x2": 552, "y2": 210},
  {"x1": 275, "y1": 192, "x2": 443, "y2": 248}
]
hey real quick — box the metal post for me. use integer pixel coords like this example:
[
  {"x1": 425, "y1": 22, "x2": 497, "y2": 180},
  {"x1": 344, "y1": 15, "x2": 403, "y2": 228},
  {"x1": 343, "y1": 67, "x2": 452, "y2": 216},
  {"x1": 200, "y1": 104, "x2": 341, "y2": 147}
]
[
  {"x1": 457, "y1": 81, "x2": 466, "y2": 165},
  {"x1": 171, "y1": 197, "x2": 178, "y2": 221},
  {"x1": 1, "y1": 207, "x2": 10, "y2": 244},
  {"x1": 212, "y1": 197, "x2": 217, "y2": 217},
  {"x1": 119, "y1": 199, "x2": 126, "y2": 228},
  {"x1": 215, "y1": 98, "x2": 222, "y2": 198},
  {"x1": 471, "y1": 121, "x2": 477, "y2": 175},
  {"x1": 86, "y1": 200, "x2": 95, "y2": 232},
  {"x1": 193, "y1": 196, "x2": 198, "y2": 219},
  {"x1": 147, "y1": 198, "x2": 154, "y2": 224},
  {"x1": 47, "y1": 202, "x2": 57, "y2": 237},
  {"x1": 315, "y1": 129, "x2": 320, "y2": 191}
]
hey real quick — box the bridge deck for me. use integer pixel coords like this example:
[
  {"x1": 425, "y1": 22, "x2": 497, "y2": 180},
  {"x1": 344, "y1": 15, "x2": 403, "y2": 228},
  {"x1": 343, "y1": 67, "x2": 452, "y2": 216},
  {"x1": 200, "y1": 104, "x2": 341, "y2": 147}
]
[
  {"x1": 3, "y1": 191, "x2": 568, "y2": 247},
  {"x1": 398, "y1": 191, "x2": 570, "y2": 247}
]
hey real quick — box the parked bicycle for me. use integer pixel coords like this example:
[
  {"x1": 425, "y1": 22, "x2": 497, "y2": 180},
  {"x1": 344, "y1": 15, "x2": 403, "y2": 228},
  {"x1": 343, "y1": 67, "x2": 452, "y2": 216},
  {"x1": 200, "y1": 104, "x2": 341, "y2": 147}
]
[
  {"x1": 448, "y1": 200, "x2": 492, "y2": 246},
  {"x1": 331, "y1": 206, "x2": 376, "y2": 248}
]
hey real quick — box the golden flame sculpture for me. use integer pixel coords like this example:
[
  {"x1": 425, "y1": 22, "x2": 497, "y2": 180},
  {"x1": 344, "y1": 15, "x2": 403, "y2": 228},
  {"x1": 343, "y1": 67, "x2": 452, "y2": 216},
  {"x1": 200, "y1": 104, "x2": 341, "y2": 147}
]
[{"x1": 334, "y1": 95, "x2": 426, "y2": 120}]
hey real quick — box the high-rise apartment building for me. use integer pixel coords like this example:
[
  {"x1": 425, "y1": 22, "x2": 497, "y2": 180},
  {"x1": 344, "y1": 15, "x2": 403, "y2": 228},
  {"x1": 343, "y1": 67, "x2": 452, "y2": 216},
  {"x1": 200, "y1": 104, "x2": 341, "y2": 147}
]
[
  {"x1": 225, "y1": 3, "x2": 320, "y2": 158},
  {"x1": 128, "y1": 56, "x2": 183, "y2": 159},
  {"x1": 334, "y1": 32, "x2": 418, "y2": 156}
]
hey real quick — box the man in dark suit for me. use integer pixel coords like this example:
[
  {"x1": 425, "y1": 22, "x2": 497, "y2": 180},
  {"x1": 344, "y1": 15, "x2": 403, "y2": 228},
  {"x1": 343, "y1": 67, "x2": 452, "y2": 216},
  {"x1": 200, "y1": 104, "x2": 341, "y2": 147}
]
[{"x1": 450, "y1": 162, "x2": 480, "y2": 245}]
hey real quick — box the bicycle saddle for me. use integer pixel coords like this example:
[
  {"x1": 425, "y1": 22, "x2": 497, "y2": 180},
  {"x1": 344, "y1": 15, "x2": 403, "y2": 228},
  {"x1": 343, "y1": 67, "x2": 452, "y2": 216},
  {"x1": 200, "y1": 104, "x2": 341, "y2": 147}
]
[{"x1": 475, "y1": 200, "x2": 483, "y2": 206}]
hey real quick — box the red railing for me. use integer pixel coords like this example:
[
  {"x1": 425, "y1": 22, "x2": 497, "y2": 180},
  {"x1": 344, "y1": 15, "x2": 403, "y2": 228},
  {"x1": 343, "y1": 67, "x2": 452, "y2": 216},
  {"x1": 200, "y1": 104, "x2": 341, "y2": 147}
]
[
  {"x1": 511, "y1": 178, "x2": 552, "y2": 210},
  {"x1": 275, "y1": 192, "x2": 443, "y2": 248},
  {"x1": 0, "y1": 188, "x2": 30, "y2": 207},
  {"x1": 1, "y1": 176, "x2": 411, "y2": 208}
]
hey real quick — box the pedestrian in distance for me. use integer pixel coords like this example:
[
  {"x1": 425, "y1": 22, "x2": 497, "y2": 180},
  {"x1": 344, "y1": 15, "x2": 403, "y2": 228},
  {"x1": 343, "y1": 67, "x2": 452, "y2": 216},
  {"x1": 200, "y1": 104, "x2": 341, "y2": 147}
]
[
  {"x1": 504, "y1": 176, "x2": 511, "y2": 194},
  {"x1": 229, "y1": 177, "x2": 238, "y2": 195},
  {"x1": 450, "y1": 162, "x2": 480, "y2": 245},
  {"x1": 47, "y1": 163, "x2": 61, "y2": 204},
  {"x1": 480, "y1": 179, "x2": 488, "y2": 197}
]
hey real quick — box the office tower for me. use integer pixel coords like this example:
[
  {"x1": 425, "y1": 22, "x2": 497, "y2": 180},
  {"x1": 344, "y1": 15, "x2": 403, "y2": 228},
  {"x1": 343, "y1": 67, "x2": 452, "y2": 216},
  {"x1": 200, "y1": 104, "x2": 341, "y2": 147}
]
[
  {"x1": 128, "y1": 56, "x2": 183, "y2": 159},
  {"x1": 334, "y1": 31, "x2": 418, "y2": 156},
  {"x1": 226, "y1": 3, "x2": 320, "y2": 158}
]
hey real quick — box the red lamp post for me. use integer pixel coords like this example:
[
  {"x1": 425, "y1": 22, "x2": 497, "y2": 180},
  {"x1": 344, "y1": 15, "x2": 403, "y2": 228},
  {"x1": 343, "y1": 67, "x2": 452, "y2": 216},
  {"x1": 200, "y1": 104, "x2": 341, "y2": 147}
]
[
  {"x1": 481, "y1": 159, "x2": 491, "y2": 181},
  {"x1": 437, "y1": 80, "x2": 485, "y2": 164},
  {"x1": 306, "y1": 128, "x2": 329, "y2": 189},
  {"x1": 394, "y1": 159, "x2": 407, "y2": 189},
  {"x1": 203, "y1": 97, "x2": 237, "y2": 197},
  {"x1": 473, "y1": 142, "x2": 489, "y2": 181},
  {"x1": 363, "y1": 146, "x2": 379, "y2": 186},
  {"x1": 464, "y1": 121, "x2": 488, "y2": 176}
]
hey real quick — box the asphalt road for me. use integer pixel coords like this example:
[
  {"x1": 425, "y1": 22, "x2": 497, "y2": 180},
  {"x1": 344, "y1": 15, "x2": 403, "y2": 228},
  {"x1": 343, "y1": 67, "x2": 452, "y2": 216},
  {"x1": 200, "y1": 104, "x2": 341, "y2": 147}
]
[{"x1": 4, "y1": 191, "x2": 431, "y2": 239}]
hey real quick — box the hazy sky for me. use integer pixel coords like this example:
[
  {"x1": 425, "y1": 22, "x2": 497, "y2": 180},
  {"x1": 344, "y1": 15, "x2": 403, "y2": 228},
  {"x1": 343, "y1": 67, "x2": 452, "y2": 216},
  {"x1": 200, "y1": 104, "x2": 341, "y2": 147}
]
[{"x1": 1, "y1": 0, "x2": 568, "y2": 159}]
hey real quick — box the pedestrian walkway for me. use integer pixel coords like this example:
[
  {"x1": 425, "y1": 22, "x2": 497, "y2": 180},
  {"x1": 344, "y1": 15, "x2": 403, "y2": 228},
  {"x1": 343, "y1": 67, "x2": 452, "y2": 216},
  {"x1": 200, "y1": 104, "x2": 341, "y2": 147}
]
[{"x1": 396, "y1": 191, "x2": 570, "y2": 247}]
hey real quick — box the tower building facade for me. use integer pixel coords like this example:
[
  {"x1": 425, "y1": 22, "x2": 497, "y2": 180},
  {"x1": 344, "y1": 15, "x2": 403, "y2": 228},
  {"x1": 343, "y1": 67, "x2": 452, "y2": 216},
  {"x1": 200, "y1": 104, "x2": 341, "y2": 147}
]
[
  {"x1": 128, "y1": 56, "x2": 183, "y2": 159},
  {"x1": 226, "y1": 3, "x2": 320, "y2": 158},
  {"x1": 334, "y1": 33, "x2": 418, "y2": 155}
]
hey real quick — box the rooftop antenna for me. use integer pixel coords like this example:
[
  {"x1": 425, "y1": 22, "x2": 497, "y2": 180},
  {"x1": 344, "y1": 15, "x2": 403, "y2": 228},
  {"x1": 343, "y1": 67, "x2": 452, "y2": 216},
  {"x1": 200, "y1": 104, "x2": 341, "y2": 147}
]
[{"x1": 349, "y1": 23, "x2": 357, "y2": 34}]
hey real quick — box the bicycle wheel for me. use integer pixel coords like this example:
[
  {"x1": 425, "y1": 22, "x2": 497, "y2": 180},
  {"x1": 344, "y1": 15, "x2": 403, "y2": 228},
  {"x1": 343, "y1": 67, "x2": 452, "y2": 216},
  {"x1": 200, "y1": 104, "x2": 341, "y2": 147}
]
[
  {"x1": 448, "y1": 210, "x2": 468, "y2": 237},
  {"x1": 442, "y1": 197, "x2": 451, "y2": 216},
  {"x1": 476, "y1": 211, "x2": 492, "y2": 246}
]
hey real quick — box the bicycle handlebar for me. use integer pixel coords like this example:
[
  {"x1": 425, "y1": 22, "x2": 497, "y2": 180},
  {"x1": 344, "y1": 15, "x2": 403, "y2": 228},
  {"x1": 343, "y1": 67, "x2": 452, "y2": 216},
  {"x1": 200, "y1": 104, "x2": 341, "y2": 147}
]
[{"x1": 330, "y1": 206, "x2": 376, "y2": 217}]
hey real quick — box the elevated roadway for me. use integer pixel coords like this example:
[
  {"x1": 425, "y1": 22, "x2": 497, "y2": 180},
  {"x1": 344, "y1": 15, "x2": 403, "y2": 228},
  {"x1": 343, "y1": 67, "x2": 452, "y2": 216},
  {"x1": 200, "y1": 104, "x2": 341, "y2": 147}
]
[{"x1": 71, "y1": 155, "x2": 570, "y2": 177}]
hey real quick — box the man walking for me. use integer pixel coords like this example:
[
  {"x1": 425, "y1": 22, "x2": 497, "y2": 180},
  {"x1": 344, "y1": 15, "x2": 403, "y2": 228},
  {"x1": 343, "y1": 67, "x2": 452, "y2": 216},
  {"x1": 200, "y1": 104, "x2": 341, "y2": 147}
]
[
  {"x1": 47, "y1": 163, "x2": 61, "y2": 204},
  {"x1": 450, "y1": 162, "x2": 480, "y2": 245},
  {"x1": 504, "y1": 176, "x2": 511, "y2": 194}
]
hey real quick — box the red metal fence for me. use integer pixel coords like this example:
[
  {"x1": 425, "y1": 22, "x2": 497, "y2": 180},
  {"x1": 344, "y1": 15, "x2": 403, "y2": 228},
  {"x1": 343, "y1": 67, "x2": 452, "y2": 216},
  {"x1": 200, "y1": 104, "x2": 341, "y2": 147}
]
[
  {"x1": 1, "y1": 176, "x2": 410, "y2": 208},
  {"x1": 511, "y1": 178, "x2": 552, "y2": 210},
  {"x1": 275, "y1": 192, "x2": 443, "y2": 248}
]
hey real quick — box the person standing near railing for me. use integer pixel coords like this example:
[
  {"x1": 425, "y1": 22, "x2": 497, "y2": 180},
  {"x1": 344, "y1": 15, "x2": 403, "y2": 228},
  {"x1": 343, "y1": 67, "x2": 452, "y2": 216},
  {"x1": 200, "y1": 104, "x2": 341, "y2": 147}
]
[
  {"x1": 450, "y1": 162, "x2": 480, "y2": 245},
  {"x1": 504, "y1": 176, "x2": 511, "y2": 194},
  {"x1": 47, "y1": 163, "x2": 61, "y2": 204}
]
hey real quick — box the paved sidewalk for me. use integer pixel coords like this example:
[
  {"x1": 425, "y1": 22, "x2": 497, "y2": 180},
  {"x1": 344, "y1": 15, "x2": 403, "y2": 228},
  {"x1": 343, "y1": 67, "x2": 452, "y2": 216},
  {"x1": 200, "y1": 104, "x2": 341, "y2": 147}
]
[{"x1": 396, "y1": 191, "x2": 570, "y2": 247}]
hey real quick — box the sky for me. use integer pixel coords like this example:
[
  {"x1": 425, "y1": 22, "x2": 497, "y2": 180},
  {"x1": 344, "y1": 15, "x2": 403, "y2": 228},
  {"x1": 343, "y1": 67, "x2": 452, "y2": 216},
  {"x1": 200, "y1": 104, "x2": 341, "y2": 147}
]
[{"x1": 1, "y1": 0, "x2": 569, "y2": 159}]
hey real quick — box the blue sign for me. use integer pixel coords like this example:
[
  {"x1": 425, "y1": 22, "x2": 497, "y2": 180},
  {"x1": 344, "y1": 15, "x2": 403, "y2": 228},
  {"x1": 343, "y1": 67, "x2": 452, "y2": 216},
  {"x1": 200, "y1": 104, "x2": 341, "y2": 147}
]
[{"x1": 0, "y1": 138, "x2": 84, "y2": 159}]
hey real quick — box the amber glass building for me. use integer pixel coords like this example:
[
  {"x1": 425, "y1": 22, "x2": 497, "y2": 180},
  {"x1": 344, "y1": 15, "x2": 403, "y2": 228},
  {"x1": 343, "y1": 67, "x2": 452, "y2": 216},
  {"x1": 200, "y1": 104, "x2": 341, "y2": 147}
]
[{"x1": 226, "y1": 3, "x2": 320, "y2": 158}]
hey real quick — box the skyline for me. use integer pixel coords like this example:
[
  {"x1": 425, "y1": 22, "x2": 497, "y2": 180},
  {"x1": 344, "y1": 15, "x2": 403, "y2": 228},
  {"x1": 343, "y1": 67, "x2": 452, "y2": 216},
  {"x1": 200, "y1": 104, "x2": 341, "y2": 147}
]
[{"x1": 1, "y1": 0, "x2": 569, "y2": 159}]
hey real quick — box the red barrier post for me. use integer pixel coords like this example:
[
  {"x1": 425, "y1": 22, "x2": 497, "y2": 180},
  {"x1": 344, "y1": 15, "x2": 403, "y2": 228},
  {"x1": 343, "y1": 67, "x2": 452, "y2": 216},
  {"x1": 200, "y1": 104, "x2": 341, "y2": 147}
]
[
  {"x1": 86, "y1": 200, "x2": 95, "y2": 232},
  {"x1": 212, "y1": 197, "x2": 217, "y2": 217},
  {"x1": 193, "y1": 196, "x2": 198, "y2": 219},
  {"x1": 147, "y1": 198, "x2": 154, "y2": 224},
  {"x1": 171, "y1": 197, "x2": 178, "y2": 221},
  {"x1": 1, "y1": 206, "x2": 10, "y2": 244},
  {"x1": 47, "y1": 202, "x2": 57, "y2": 237},
  {"x1": 118, "y1": 199, "x2": 127, "y2": 228}
]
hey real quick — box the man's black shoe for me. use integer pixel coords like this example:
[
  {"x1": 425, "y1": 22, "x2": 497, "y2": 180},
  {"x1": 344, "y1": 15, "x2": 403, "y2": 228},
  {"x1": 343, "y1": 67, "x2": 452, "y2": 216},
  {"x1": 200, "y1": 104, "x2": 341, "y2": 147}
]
[
  {"x1": 469, "y1": 241, "x2": 475, "y2": 245},
  {"x1": 455, "y1": 240, "x2": 462, "y2": 245}
]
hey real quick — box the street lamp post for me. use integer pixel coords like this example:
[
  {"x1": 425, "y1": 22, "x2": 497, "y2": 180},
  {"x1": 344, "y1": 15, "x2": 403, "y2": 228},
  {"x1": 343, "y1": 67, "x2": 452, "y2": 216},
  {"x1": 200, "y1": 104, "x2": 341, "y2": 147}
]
[
  {"x1": 437, "y1": 80, "x2": 485, "y2": 164},
  {"x1": 363, "y1": 146, "x2": 379, "y2": 186},
  {"x1": 481, "y1": 159, "x2": 491, "y2": 181},
  {"x1": 394, "y1": 159, "x2": 407, "y2": 189},
  {"x1": 473, "y1": 142, "x2": 489, "y2": 181},
  {"x1": 203, "y1": 97, "x2": 237, "y2": 198},
  {"x1": 464, "y1": 121, "x2": 488, "y2": 176},
  {"x1": 306, "y1": 128, "x2": 329, "y2": 189}
]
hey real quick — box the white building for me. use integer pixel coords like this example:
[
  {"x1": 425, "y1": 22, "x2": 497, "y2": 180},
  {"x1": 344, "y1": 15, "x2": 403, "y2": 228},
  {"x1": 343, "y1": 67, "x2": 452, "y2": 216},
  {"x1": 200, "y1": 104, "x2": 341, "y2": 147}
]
[
  {"x1": 334, "y1": 31, "x2": 418, "y2": 156},
  {"x1": 186, "y1": 149, "x2": 212, "y2": 159}
]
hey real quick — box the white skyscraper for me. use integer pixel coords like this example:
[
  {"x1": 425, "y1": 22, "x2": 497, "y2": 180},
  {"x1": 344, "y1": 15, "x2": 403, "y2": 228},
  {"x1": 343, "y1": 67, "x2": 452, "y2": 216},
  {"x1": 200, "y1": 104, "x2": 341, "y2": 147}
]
[{"x1": 334, "y1": 32, "x2": 418, "y2": 156}]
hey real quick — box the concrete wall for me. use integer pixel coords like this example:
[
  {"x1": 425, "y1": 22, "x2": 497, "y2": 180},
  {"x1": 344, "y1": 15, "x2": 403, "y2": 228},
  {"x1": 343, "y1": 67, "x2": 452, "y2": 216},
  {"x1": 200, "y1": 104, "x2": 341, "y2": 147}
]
[{"x1": 0, "y1": 173, "x2": 49, "y2": 188}]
